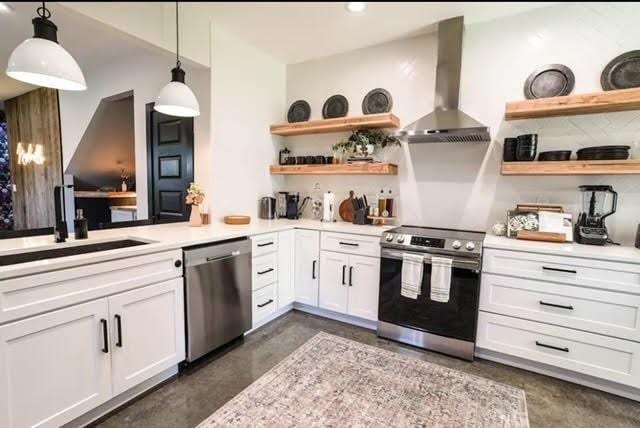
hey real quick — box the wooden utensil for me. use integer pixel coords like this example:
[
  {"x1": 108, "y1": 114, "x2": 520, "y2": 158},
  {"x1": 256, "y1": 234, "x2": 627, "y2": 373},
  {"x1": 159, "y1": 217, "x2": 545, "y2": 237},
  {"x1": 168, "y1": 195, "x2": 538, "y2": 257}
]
[
  {"x1": 517, "y1": 231, "x2": 566, "y2": 243},
  {"x1": 224, "y1": 215, "x2": 251, "y2": 225},
  {"x1": 339, "y1": 191, "x2": 355, "y2": 222}
]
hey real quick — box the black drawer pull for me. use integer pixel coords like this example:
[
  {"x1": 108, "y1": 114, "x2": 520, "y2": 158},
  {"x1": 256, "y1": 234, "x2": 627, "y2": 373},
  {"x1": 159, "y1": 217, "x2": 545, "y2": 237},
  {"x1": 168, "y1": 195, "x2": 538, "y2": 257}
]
[
  {"x1": 539, "y1": 301, "x2": 574, "y2": 310},
  {"x1": 542, "y1": 266, "x2": 577, "y2": 274},
  {"x1": 257, "y1": 242, "x2": 274, "y2": 248},
  {"x1": 349, "y1": 266, "x2": 354, "y2": 287},
  {"x1": 535, "y1": 341, "x2": 569, "y2": 353},
  {"x1": 257, "y1": 299, "x2": 274, "y2": 308},
  {"x1": 100, "y1": 319, "x2": 109, "y2": 353},
  {"x1": 115, "y1": 314, "x2": 123, "y2": 347},
  {"x1": 257, "y1": 268, "x2": 274, "y2": 275},
  {"x1": 312, "y1": 260, "x2": 317, "y2": 279},
  {"x1": 342, "y1": 265, "x2": 346, "y2": 285},
  {"x1": 339, "y1": 241, "x2": 359, "y2": 247}
]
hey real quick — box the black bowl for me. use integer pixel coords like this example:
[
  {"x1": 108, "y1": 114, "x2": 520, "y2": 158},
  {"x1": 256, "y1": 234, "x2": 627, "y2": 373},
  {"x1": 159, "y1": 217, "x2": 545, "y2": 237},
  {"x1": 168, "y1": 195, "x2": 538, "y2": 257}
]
[
  {"x1": 516, "y1": 145, "x2": 537, "y2": 161},
  {"x1": 539, "y1": 150, "x2": 572, "y2": 161},
  {"x1": 503, "y1": 138, "x2": 518, "y2": 162}
]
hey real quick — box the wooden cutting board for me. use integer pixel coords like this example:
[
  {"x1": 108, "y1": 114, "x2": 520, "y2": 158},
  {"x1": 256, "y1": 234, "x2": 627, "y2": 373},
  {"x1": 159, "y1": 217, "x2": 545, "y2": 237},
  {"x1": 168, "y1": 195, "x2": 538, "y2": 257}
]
[
  {"x1": 517, "y1": 230, "x2": 566, "y2": 243},
  {"x1": 224, "y1": 215, "x2": 251, "y2": 225},
  {"x1": 338, "y1": 191, "x2": 355, "y2": 222}
]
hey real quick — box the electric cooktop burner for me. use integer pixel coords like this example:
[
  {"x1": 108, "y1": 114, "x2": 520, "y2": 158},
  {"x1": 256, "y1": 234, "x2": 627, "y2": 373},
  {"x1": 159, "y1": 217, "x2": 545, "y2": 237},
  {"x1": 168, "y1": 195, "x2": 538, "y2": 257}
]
[{"x1": 379, "y1": 225, "x2": 485, "y2": 258}]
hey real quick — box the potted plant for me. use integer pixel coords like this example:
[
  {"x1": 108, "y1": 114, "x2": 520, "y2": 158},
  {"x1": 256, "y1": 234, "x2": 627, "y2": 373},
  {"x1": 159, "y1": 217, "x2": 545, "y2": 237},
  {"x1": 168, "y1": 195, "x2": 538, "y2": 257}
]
[
  {"x1": 185, "y1": 183, "x2": 205, "y2": 227},
  {"x1": 332, "y1": 129, "x2": 401, "y2": 163}
]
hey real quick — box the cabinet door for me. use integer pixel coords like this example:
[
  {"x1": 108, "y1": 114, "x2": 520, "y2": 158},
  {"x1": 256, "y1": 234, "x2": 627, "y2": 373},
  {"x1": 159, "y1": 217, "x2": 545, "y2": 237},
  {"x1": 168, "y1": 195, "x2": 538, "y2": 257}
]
[
  {"x1": 294, "y1": 229, "x2": 320, "y2": 306},
  {"x1": 277, "y1": 229, "x2": 295, "y2": 309},
  {"x1": 348, "y1": 254, "x2": 381, "y2": 321},
  {"x1": 0, "y1": 300, "x2": 111, "y2": 428},
  {"x1": 319, "y1": 251, "x2": 349, "y2": 314},
  {"x1": 109, "y1": 278, "x2": 185, "y2": 396}
]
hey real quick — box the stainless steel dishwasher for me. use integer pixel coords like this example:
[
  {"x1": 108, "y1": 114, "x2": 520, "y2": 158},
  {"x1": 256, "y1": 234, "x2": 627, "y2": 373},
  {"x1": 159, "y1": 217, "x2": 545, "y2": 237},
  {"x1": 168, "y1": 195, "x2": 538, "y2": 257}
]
[{"x1": 184, "y1": 238, "x2": 252, "y2": 362}]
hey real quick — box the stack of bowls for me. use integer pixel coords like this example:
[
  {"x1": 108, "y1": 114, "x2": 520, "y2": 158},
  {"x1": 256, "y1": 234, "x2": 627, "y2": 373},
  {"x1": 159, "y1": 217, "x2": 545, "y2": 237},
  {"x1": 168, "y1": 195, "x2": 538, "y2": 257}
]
[
  {"x1": 516, "y1": 134, "x2": 538, "y2": 161},
  {"x1": 503, "y1": 138, "x2": 518, "y2": 162}
]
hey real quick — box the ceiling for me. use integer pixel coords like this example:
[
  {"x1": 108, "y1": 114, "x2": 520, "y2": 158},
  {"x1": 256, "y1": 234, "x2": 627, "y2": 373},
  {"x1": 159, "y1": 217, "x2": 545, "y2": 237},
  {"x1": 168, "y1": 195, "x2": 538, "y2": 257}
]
[
  {"x1": 195, "y1": 2, "x2": 557, "y2": 64},
  {"x1": 0, "y1": 2, "x2": 170, "y2": 101}
]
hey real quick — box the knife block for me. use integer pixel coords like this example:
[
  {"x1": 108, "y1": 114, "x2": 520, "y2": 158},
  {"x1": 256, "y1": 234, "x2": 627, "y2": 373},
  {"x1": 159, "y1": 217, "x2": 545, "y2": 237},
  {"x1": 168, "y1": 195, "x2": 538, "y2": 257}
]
[{"x1": 352, "y1": 209, "x2": 367, "y2": 225}]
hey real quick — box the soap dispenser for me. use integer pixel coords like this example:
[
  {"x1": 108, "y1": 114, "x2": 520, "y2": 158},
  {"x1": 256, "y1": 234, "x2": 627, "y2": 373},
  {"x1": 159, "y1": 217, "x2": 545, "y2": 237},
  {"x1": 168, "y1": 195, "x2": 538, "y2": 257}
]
[{"x1": 74, "y1": 209, "x2": 88, "y2": 239}]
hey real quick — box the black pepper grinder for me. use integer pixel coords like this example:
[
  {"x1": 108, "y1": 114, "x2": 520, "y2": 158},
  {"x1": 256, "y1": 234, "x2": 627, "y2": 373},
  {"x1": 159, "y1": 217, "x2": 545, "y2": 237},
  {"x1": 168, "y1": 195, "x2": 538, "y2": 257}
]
[{"x1": 74, "y1": 209, "x2": 88, "y2": 239}]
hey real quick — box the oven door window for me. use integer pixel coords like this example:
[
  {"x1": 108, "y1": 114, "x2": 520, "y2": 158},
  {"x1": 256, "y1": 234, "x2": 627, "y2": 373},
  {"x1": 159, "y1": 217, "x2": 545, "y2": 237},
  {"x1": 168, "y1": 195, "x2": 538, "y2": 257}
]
[{"x1": 378, "y1": 256, "x2": 480, "y2": 342}]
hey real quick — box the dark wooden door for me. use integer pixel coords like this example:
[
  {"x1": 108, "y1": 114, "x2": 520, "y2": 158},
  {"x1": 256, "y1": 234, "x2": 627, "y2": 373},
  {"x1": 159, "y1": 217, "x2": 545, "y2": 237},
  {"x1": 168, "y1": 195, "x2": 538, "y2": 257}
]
[{"x1": 146, "y1": 104, "x2": 194, "y2": 222}]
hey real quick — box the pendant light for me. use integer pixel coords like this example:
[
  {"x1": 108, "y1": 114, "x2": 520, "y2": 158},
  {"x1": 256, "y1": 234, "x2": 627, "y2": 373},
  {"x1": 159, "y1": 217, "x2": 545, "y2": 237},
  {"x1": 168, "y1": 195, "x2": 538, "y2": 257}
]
[
  {"x1": 154, "y1": 2, "x2": 200, "y2": 117},
  {"x1": 6, "y1": 2, "x2": 86, "y2": 91}
]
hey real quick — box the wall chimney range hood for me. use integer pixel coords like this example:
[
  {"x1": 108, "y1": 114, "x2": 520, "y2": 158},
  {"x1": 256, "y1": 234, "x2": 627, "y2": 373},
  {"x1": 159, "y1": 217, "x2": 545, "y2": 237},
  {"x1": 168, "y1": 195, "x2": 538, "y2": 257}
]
[{"x1": 397, "y1": 16, "x2": 490, "y2": 143}]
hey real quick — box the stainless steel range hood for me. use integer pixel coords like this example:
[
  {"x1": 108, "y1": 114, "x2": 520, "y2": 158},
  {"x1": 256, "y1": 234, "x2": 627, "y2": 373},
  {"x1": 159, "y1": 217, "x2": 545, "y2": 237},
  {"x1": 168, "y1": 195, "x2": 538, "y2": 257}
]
[{"x1": 397, "y1": 16, "x2": 491, "y2": 143}]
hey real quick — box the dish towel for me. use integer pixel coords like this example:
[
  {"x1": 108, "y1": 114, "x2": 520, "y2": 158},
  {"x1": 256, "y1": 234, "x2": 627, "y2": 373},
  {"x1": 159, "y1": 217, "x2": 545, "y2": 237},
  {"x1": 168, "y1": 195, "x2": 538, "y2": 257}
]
[
  {"x1": 430, "y1": 257, "x2": 453, "y2": 303},
  {"x1": 401, "y1": 253, "x2": 424, "y2": 299}
]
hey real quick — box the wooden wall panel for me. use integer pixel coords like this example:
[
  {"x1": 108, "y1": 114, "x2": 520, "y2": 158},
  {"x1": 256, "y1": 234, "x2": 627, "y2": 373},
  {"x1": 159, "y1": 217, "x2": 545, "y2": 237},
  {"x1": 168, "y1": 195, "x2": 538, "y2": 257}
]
[{"x1": 5, "y1": 88, "x2": 62, "y2": 230}]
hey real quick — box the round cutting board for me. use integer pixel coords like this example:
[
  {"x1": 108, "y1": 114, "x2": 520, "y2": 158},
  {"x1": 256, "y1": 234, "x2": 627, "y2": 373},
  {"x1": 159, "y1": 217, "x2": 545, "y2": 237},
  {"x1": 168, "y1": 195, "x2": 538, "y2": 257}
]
[
  {"x1": 338, "y1": 191, "x2": 355, "y2": 222},
  {"x1": 224, "y1": 215, "x2": 251, "y2": 225}
]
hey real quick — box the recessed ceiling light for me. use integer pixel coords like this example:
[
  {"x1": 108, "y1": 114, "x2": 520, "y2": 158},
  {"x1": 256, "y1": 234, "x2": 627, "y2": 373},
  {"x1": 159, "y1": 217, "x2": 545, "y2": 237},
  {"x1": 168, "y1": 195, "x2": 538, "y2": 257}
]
[
  {"x1": 346, "y1": 2, "x2": 366, "y2": 13},
  {"x1": 0, "y1": 2, "x2": 14, "y2": 14}
]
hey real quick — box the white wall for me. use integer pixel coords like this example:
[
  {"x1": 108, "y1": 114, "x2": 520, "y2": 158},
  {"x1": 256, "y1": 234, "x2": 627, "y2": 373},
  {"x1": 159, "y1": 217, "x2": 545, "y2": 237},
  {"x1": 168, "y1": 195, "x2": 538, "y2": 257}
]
[
  {"x1": 59, "y1": 51, "x2": 210, "y2": 220},
  {"x1": 285, "y1": 2, "x2": 640, "y2": 245},
  {"x1": 209, "y1": 23, "x2": 286, "y2": 219}
]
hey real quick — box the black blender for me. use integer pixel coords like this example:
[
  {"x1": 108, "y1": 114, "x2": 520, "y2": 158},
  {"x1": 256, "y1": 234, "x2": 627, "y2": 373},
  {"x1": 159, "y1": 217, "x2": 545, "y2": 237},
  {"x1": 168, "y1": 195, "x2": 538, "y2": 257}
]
[{"x1": 575, "y1": 185, "x2": 617, "y2": 245}]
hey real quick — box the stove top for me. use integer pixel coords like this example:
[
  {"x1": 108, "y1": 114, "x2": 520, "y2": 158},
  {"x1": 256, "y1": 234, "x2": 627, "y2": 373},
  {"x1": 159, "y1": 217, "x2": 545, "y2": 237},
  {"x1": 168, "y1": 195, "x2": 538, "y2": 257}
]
[{"x1": 380, "y1": 225, "x2": 485, "y2": 258}]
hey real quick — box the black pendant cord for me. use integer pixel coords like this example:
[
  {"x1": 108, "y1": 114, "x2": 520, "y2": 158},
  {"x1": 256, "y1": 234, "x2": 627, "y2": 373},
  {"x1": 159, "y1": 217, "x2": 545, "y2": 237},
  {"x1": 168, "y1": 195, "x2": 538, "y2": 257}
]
[
  {"x1": 37, "y1": 1, "x2": 51, "y2": 20},
  {"x1": 175, "y1": 1, "x2": 181, "y2": 69}
]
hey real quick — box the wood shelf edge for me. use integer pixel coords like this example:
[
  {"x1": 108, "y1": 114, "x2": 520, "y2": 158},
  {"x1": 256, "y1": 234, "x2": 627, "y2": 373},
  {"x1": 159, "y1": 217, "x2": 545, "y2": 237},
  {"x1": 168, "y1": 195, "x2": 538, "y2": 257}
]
[
  {"x1": 270, "y1": 113, "x2": 400, "y2": 136},
  {"x1": 501, "y1": 159, "x2": 640, "y2": 175},
  {"x1": 270, "y1": 163, "x2": 398, "y2": 175}
]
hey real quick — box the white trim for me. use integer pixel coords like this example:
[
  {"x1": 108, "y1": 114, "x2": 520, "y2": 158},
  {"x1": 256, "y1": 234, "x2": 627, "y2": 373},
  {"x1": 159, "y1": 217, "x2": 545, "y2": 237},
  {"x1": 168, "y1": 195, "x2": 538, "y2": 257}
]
[{"x1": 293, "y1": 302, "x2": 377, "y2": 331}]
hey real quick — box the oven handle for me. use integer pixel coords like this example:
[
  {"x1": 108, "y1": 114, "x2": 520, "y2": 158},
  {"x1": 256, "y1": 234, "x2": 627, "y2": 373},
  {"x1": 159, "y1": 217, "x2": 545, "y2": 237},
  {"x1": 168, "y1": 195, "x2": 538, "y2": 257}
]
[{"x1": 380, "y1": 248, "x2": 481, "y2": 271}]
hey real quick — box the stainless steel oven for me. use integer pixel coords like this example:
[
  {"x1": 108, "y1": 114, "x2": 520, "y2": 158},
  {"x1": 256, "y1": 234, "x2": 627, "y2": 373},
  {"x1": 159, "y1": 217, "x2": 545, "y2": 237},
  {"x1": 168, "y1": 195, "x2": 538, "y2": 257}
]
[{"x1": 377, "y1": 226, "x2": 484, "y2": 361}]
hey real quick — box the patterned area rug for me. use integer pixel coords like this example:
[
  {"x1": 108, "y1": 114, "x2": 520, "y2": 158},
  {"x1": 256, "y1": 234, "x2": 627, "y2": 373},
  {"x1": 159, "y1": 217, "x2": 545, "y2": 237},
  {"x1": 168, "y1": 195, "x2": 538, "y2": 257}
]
[{"x1": 198, "y1": 332, "x2": 529, "y2": 427}]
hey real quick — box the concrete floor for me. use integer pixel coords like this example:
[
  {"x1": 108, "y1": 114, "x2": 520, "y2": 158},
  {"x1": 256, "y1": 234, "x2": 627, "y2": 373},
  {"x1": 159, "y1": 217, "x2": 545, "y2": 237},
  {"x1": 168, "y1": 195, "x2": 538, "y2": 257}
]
[{"x1": 95, "y1": 310, "x2": 640, "y2": 428}]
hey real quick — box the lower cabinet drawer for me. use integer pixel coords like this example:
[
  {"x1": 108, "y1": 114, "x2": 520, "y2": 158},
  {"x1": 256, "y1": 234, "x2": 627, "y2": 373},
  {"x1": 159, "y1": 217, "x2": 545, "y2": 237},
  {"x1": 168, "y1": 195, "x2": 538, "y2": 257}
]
[
  {"x1": 252, "y1": 253, "x2": 278, "y2": 291},
  {"x1": 321, "y1": 232, "x2": 380, "y2": 257},
  {"x1": 251, "y1": 233, "x2": 278, "y2": 257},
  {"x1": 477, "y1": 312, "x2": 640, "y2": 388},
  {"x1": 252, "y1": 284, "x2": 277, "y2": 327},
  {"x1": 480, "y1": 273, "x2": 640, "y2": 341}
]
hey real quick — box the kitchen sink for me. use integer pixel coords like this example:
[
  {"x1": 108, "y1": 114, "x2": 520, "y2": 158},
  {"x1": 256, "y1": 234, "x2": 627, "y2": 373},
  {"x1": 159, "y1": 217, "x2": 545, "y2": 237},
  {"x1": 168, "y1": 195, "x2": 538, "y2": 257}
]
[{"x1": 0, "y1": 239, "x2": 150, "y2": 267}]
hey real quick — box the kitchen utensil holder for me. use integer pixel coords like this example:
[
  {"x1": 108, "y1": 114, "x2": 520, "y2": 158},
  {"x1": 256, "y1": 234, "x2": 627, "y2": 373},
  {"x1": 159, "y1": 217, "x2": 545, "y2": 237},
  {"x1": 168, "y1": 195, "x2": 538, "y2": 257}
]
[{"x1": 352, "y1": 209, "x2": 367, "y2": 225}]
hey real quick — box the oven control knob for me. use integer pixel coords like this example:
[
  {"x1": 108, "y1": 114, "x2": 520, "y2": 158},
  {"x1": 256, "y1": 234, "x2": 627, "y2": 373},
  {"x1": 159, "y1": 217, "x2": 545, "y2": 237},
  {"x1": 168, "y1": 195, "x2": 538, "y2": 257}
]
[
  {"x1": 452, "y1": 240, "x2": 462, "y2": 250},
  {"x1": 396, "y1": 235, "x2": 405, "y2": 243},
  {"x1": 465, "y1": 241, "x2": 476, "y2": 251},
  {"x1": 385, "y1": 234, "x2": 394, "y2": 242}
]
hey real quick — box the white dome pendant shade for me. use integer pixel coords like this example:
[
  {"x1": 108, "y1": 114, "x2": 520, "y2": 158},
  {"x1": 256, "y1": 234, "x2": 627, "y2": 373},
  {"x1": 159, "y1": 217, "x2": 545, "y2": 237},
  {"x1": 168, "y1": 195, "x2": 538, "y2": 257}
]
[
  {"x1": 6, "y1": 5, "x2": 86, "y2": 91},
  {"x1": 154, "y1": 2, "x2": 199, "y2": 118},
  {"x1": 155, "y1": 67, "x2": 200, "y2": 117}
]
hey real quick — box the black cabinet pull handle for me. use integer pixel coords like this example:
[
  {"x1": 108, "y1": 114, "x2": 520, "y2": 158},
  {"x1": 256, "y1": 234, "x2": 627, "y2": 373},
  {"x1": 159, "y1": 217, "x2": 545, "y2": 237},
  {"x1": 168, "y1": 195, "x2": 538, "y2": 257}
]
[
  {"x1": 257, "y1": 242, "x2": 274, "y2": 247},
  {"x1": 312, "y1": 260, "x2": 317, "y2": 279},
  {"x1": 174, "y1": 260, "x2": 182, "y2": 268},
  {"x1": 342, "y1": 265, "x2": 346, "y2": 285},
  {"x1": 115, "y1": 314, "x2": 123, "y2": 347},
  {"x1": 539, "y1": 301, "x2": 574, "y2": 310},
  {"x1": 542, "y1": 266, "x2": 577, "y2": 274},
  {"x1": 258, "y1": 268, "x2": 274, "y2": 275},
  {"x1": 257, "y1": 299, "x2": 274, "y2": 308},
  {"x1": 535, "y1": 341, "x2": 569, "y2": 352},
  {"x1": 100, "y1": 319, "x2": 109, "y2": 353},
  {"x1": 349, "y1": 266, "x2": 354, "y2": 287},
  {"x1": 339, "y1": 241, "x2": 359, "y2": 247}
]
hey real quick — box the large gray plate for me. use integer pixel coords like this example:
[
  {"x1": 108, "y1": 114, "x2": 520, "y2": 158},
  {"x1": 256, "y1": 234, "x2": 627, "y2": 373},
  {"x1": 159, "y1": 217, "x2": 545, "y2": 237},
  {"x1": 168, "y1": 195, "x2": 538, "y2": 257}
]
[
  {"x1": 524, "y1": 64, "x2": 575, "y2": 99},
  {"x1": 362, "y1": 88, "x2": 393, "y2": 114},
  {"x1": 601, "y1": 50, "x2": 640, "y2": 91}
]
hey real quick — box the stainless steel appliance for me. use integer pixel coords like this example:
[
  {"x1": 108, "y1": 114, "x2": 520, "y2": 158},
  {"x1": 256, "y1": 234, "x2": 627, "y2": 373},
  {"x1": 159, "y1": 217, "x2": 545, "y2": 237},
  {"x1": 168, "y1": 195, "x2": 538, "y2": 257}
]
[
  {"x1": 575, "y1": 185, "x2": 617, "y2": 246},
  {"x1": 259, "y1": 196, "x2": 276, "y2": 219},
  {"x1": 395, "y1": 17, "x2": 490, "y2": 143},
  {"x1": 378, "y1": 226, "x2": 485, "y2": 361},
  {"x1": 184, "y1": 239, "x2": 252, "y2": 362}
]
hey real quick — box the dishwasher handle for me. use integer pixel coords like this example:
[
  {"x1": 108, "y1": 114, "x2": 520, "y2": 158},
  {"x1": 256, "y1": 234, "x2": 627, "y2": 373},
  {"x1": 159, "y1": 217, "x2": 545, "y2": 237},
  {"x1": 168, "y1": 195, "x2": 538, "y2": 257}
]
[{"x1": 206, "y1": 250, "x2": 240, "y2": 263}]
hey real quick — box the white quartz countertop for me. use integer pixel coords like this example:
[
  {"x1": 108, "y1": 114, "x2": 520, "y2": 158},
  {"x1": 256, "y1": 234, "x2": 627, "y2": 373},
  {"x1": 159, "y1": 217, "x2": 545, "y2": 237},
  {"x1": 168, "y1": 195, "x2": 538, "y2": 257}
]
[
  {"x1": 484, "y1": 234, "x2": 640, "y2": 264},
  {"x1": 0, "y1": 219, "x2": 391, "y2": 279}
]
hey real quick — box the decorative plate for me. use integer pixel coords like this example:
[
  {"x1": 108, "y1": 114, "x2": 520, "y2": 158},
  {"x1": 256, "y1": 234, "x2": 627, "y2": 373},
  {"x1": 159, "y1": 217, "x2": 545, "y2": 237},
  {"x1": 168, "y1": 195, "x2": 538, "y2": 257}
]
[
  {"x1": 287, "y1": 100, "x2": 311, "y2": 123},
  {"x1": 524, "y1": 64, "x2": 575, "y2": 99},
  {"x1": 362, "y1": 88, "x2": 393, "y2": 114},
  {"x1": 322, "y1": 95, "x2": 349, "y2": 119},
  {"x1": 601, "y1": 50, "x2": 640, "y2": 91}
]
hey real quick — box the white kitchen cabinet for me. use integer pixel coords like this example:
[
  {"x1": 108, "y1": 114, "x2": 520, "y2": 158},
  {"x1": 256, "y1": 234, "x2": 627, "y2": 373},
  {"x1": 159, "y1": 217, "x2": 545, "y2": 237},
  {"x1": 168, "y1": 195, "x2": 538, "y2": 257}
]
[
  {"x1": 0, "y1": 299, "x2": 112, "y2": 428},
  {"x1": 277, "y1": 229, "x2": 295, "y2": 309},
  {"x1": 108, "y1": 279, "x2": 185, "y2": 396},
  {"x1": 294, "y1": 229, "x2": 320, "y2": 306},
  {"x1": 319, "y1": 251, "x2": 349, "y2": 314},
  {"x1": 318, "y1": 250, "x2": 380, "y2": 322},
  {"x1": 347, "y1": 254, "x2": 380, "y2": 321}
]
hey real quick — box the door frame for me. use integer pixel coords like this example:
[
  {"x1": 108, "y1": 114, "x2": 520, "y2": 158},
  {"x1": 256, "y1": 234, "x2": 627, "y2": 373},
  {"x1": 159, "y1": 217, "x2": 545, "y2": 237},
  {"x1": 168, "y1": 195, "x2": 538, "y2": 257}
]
[{"x1": 145, "y1": 102, "x2": 195, "y2": 223}]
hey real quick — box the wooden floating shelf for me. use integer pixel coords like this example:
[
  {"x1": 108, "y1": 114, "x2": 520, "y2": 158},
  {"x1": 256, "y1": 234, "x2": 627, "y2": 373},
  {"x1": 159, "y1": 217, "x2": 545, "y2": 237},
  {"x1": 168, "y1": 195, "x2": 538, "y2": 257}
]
[
  {"x1": 504, "y1": 87, "x2": 640, "y2": 120},
  {"x1": 501, "y1": 159, "x2": 640, "y2": 176},
  {"x1": 270, "y1": 163, "x2": 398, "y2": 175},
  {"x1": 270, "y1": 113, "x2": 400, "y2": 136}
]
